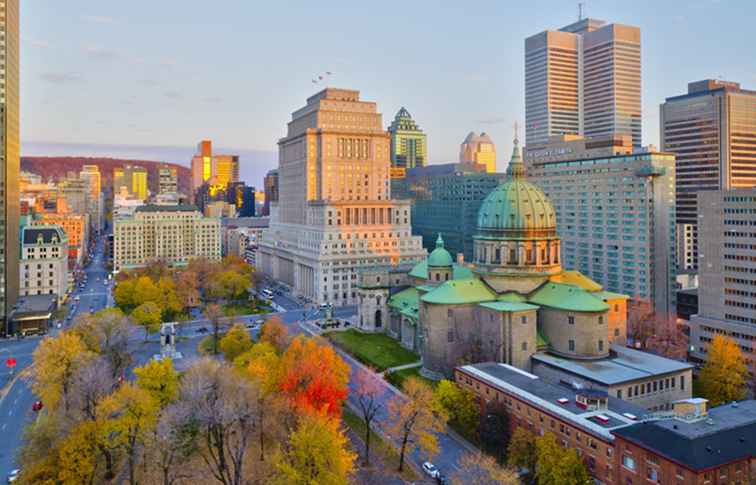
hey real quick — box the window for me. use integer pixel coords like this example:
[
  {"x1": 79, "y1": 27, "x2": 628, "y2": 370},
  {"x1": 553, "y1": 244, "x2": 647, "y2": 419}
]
[
  {"x1": 614, "y1": 328, "x2": 620, "y2": 336},
  {"x1": 521, "y1": 342, "x2": 527, "y2": 351},
  {"x1": 622, "y1": 455, "x2": 636, "y2": 471},
  {"x1": 569, "y1": 340, "x2": 575, "y2": 351},
  {"x1": 521, "y1": 315, "x2": 527, "y2": 324},
  {"x1": 598, "y1": 340, "x2": 604, "y2": 352},
  {"x1": 568, "y1": 316, "x2": 575, "y2": 325},
  {"x1": 680, "y1": 375, "x2": 685, "y2": 390},
  {"x1": 598, "y1": 316, "x2": 604, "y2": 324},
  {"x1": 646, "y1": 467, "x2": 660, "y2": 483}
]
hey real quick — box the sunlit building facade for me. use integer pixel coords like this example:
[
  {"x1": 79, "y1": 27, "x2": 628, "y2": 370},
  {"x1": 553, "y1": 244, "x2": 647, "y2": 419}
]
[
  {"x1": 525, "y1": 18, "x2": 641, "y2": 149},
  {"x1": 388, "y1": 107, "x2": 427, "y2": 175},
  {"x1": 459, "y1": 132, "x2": 496, "y2": 172},
  {"x1": 259, "y1": 88, "x2": 425, "y2": 305},
  {"x1": 190, "y1": 139, "x2": 239, "y2": 192},
  {"x1": 0, "y1": 0, "x2": 20, "y2": 333},
  {"x1": 113, "y1": 165, "x2": 149, "y2": 201}
]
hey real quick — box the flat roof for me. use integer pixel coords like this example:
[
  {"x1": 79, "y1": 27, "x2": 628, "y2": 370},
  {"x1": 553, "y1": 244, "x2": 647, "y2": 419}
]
[
  {"x1": 135, "y1": 204, "x2": 199, "y2": 213},
  {"x1": 458, "y1": 362, "x2": 645, "y2": 441},
  {"x1": 613, "y1": 400, "x2": 756, "y2": 471},
  {"x1": 11, "y1": 294, "x2": 57, "y2": 319},
  {"x1": 531, "y1": 345, "x2": 692, "y2": 386}
]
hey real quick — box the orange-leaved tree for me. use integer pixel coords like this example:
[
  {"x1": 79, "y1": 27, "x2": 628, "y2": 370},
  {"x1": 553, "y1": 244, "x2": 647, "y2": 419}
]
[{"x1": 278, "y1": 336, "x2": 349, "y2": 418}]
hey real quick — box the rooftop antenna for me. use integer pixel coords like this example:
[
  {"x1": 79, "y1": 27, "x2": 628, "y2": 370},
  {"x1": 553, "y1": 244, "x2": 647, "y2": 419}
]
[
  {"x1": 513, "y1": 121, "x2": 519, "y2": 144},
  {"x1": 578, "y1": 2, "x2": 585, "y2": 20}
]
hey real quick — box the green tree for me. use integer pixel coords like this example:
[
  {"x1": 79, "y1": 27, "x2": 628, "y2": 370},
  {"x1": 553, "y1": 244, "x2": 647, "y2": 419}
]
[
  {"x1": 435, "y1": 379, "x2": 479, "y2": 438},
  {"x1": 699, "y1": 334, "x2": 749, "y2": 406},
  {"x1": 219, "y1": 323, "x2": 254, "y2": 362},
  {"x1": 132, "y1": 301, "x2": 162, "y2": 340},
  {"x1": 535, "y1": 432, "x2": 591, "y2": 485},
  {"x1": 480, "y1": 400, "x2": 510, "y2": 462},
  {"x1": 135, "y1": 358, "x2": 180, "y2": 407},
  {"x1": 506, "y1": 427, "x2": 536, "y2": 476},
  {"x1": 272, "y1": 414, "x2": 356, "y2": 485}
]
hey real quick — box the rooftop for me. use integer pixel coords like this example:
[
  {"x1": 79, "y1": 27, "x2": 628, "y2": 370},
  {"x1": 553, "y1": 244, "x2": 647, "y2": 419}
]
[
  {"x1": 458, "y1": 362, "x2": 644, "y2": 440},
  {"x1": 135, "y1": 204, "x2": 200, "y2": 213},
  {"x1": 532, "y1": 345, "x2": 693, "y2": 386},
  {"x1": 11, "y1": 294, "x2": 57, "y2": 320},
  {"x1": 613, "y1": 400, "x2": 756, "y2": 471},
  {"x1": 22, "y1": 226, "x2": 66, "y2": 245},
  {"x1": 421, "y1": 278, "x2": 496, "y2": 305},
  {"x1": 528, "y1": 282, "x2": 609, "y2": 312}
]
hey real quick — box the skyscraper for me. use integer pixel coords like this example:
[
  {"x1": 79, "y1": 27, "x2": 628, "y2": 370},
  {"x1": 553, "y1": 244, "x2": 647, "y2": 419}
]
[
  {"x1": 661, "y1": 79, "x2": 756, "y2": 269},
  {"x1": 113, "y1": 165, "x2": 149, "y2": 200},
  {"x1": 459, "y1": 132, "x2": 497, "y2": 172},
  {"x1": 262, "y1": 169, "x2": 278, "y2": 216},
  {"x1": 158, "y1": 165, "x2": 178, "y2": 194},
  {"x1": 190, "y1": 140, "x2": 239, "y2": 191},
  {"x1": 388, "y1": 107, "x2": 427, "y2": 176},
  {"x1": 259, "y1": 88, "x2": 425, "y2": 305},
  {"x1": 525, "y1": 18, "x2": 641, "y2": 149},
  {"x1": 0, "y1": 0, "x2": 19, "y2": 334},
  {"x1": 80, "y1": 165, "x2": 103, "y2": 234}
]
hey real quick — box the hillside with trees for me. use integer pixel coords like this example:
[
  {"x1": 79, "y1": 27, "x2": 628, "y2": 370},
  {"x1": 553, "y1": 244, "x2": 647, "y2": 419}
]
[{"x1": 21, "y1": 156, "x2": 191, "y2": 195}]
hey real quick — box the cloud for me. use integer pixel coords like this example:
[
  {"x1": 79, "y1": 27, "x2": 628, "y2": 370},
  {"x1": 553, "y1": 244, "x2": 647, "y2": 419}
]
[
  {"x1": 475, "y1": 117, "x2": 509, "y2": 125},
  {"x1": 163, "y1": 91, "x2": 183, "y2": 100},
  {"x1": 85, "y1": 45, "x2": 120, "y2": 61},
  {"x1": 39, "y1": 72, "x2": 82, "y2": 84},
  {"x1": 82, "y1": 15, "x2": 115, "y2": 24}
]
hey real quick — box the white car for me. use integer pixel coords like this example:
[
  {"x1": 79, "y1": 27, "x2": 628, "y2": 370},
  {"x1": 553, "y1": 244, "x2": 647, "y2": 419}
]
[
  {"x1": 7, "y1": 469, "x2": 19, "y2": 483},
  {"x1": 422, "y1": 462, "x2": 439, "y2": 478}
]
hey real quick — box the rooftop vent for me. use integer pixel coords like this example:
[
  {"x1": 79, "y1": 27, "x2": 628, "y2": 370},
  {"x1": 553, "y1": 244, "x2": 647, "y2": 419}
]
[
  {"x1": 557, "y1": 398, "x2": 569, "y2": 405},
  {"x1": 622, "y1": 413, "x2": 638, "y2": 421},
  {"x1": 594, "y1": 414, "x2": 610, "y2": 424}
]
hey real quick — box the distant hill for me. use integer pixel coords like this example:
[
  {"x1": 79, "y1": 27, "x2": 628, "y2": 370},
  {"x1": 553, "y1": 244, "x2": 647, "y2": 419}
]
[{"x1": 20, "y1": 157, "x2": 192, "y2": 195}]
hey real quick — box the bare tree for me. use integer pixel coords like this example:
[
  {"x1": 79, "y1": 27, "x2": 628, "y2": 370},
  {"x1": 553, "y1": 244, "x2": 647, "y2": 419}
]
[
  {"x1": 72, "y1": 308, "x2": 132, "y2": 379},
  {"x1": 204, "y1": 304, "x2": 225, "y2": 355},
  {"x1": 181, "y1": 359, "x2": 261, "y2": 485},
  {"x1": 354, "y1": 369, "x2": 384, "y2": 466},
  {"x1": 145, "y1": 402, "x2": 198, "y2": 485}
]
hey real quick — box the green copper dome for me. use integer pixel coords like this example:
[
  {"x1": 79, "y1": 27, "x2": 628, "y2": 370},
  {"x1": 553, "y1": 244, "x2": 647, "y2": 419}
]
[
  {"x1": 476, "y1": 136, "x2": 556, "y2": 236},
  {"x1": 427, "y1": 234, "x2": 453, "y2": 267}
]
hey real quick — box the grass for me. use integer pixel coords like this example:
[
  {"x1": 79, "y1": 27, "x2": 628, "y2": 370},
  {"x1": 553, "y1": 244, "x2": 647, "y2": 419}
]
[
  {"x1": 385, "y1": 366, "x2": 436, "y2": 390},
  {"x1": 341, "y1": 407, "x2": 419, "y2": 482},
  {"x1": 222, "y1": 300, "x2": 271, "y2": 317},
  {"x1": 325, "y1": 329, "x2": 419, "y2": 371}
]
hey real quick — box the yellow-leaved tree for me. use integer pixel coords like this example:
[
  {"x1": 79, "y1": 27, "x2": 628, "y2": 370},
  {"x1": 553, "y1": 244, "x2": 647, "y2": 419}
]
[
  {"x1": 272, "y1": 414, "x2": 356, "y2": 485},
  {"x1": 32, "y1": 332, "x2": 93, "y2": 413},
  {"x1": 699, "y1": 334, "x2": 749, "y2": 406},
  {"x1": 135, "y1": 358, "x2": 180, "y2": 407},
  {"x1": 219, "y1": 323, "x2": 254, "y2": 362},
  {"x1": 386, "y1": 376, "x2": 448, "y2": 472}
]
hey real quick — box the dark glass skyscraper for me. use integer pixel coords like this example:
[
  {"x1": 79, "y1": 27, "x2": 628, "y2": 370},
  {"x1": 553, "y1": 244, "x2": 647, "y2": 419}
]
[{"x1": 388, "y1": 107, "x2": 427, "y2": 173}]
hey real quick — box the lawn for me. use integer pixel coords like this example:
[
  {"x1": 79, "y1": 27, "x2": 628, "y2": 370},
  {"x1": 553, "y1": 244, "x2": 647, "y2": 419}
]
[
  {"x1": 222, "y1": 300, "x2": 271, "y2": 317},
  {"x1": 385, "y1": 366, "x2": 436, "y2": 390},
  {"x1": 325, "y1": 329, "x2": 419, "y2": 371}
]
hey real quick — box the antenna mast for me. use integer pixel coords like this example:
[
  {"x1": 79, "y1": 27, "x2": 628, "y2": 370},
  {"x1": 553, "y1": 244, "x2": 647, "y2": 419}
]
[{"x1": 578, "y1": 2, "x2": 585, "y2": 20}]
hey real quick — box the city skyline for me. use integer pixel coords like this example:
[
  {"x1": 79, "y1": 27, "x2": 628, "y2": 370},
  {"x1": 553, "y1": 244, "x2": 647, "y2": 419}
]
[{"x1": 21, "y1": 1, "x2": 756, "y2": 185}]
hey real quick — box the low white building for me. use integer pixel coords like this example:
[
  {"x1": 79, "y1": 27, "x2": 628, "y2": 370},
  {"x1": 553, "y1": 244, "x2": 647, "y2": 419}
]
[{"x1": 20, "y1": 225, "x2": 69, "y2": 305}]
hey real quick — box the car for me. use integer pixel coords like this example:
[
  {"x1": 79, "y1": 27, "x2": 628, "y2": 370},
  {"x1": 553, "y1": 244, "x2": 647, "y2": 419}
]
[
  {"x1": 245, "y1": 322, "x2": 257, "y2": 329},
  {"x1": 319, "y1": 303, "x2": 331, "y2": 310},
  {"x1": 196, "y1": 327, "x2": 208, "y2": 333},
  {"x1": 6, "y1": 469, "x2": 19, "y2": 483},
  {"x1": 422, "y1": 462, "x2": 440, "y2": 479},
  {"x1": 255, "y1": 319, "x2": 265, "y2": 326},
  {"x1": 74, "y1": 296, "x2": 80, "y2": 302},
  {"x1": 89, "y1": 308, "x2": 95, "y2": 313},
  {"x1": 31, "y1": 401, "x2": 43, "y2": 412}
]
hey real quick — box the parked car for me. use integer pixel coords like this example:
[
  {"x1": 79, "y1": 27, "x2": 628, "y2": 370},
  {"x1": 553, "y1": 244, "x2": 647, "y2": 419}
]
[
  {"x1": 196, "y1": 327, "x2": 208, "y2": 334},
  {"x1": 6, "y1": 469, "x2": 19, "y2": 483},
  {"x1": 422, "y1": 462, "x2": 440, "y2": 479}
]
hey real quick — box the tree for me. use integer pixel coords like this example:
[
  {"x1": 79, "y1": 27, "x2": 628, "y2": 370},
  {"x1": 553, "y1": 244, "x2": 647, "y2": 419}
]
[
  {"x1": 144, "y1": 402, "x2": 198, "y2": 485},
  {"x1": 133, "y1": 275, "x2": 162, "y2": 306},
  {"x1": 181, "y1": 359, "x2": 261, "y2": 485},
  {"x1": 453, "y1": 452, "x2": 519, "y2": 485},
  {"x1": 158, "y1": 277, "x2": 184, "y2": 320},
  {"x1": 99, "y1": 383, "x2": 159, "y2": 485},
  {"x1": 241, "y1": 341, "x2": 284, "y2": 461},
  {"x1": 204, "y1": 303, "x2": 225, "y2": 355},
  {"x1": 219, "y1": 323, "x2": 254, "y2": 362},
  {"x1": 353, "y1": 370, "x2": 384, "y2": 466},
  {"x1": 535, "y1": 432, "x2": 591, "y2": 485},
  {"x1": 114, "y1": 278, "x2": 137, "y2": 312},
  {"x1": 208, "y1": 270, "x2": 251, "y2": 303},
  {"x1": 135, "y1": 358, "x2": 180, "y2": 407},
  {"x1": 259, "y1": 315, "x2": 289, "y2": 353},
  {"x1": 132, "y1": 301, "x2": 162, "y2": 340},
  {"x1": 32, "y1": 332, "x2": 93, "y2": 413},
  {"x1": 506, "y1": 427, "x2": 536, "y2": 476},
  {"x1": 57, "y1": 421, "x2": 101, "y2": 485},
  {"x1": 699, "y1": 334, "x2": 749, "y2": 406},
  {"x1": 71, "y1": 308, "x2": 131, "y2": 379},
  {"x1": 272, "y1": 414, "x2": 355, "y2": 485},
  {"x1": 279, "y1": 336, "x2": 350, "y2": 418},
  {"x1": 480, "y1": 400, "x2": 511, "y2": 462},
  {"x1": 435, "y1": 379, "x2": 479, "y2": 438},
  {"x1": 176, "y1": 269, "x2": 200, "y2": 309},
  {"x1": 386, "y1": 377, "x2": 448, "y2": 472}
]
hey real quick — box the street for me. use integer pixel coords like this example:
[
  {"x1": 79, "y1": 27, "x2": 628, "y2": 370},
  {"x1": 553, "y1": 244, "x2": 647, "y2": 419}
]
[{"x1": 0, "y1": 244, "x2": 468, "y2": 481}]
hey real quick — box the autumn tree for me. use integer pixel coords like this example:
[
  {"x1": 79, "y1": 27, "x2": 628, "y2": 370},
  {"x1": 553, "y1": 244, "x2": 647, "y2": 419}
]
[
  {"x1": 175, "y1": 269, "x2": 200, "y2": 309},
  {"x1": 32, "y1": 332, "x2": 93, "y2": 413},
  {"x1": 219, "y1": 323, "x2": 254, "y2": 362},
  {"x1": 158, "y1": 277, "x2": 183, "y2": 320},
  {"x1": 181, "y1": 359, "x2": 261, "y2": 485},
  {"x1": 144, "y1": 402, "x2": 198, "y2": 485},
  {"x1": 279, "y1": 336, "x2": 350, "y2": 418},
  {"x1": 208, "y1": 270, "x2": 251, "y2": 303},
  {"x1": 272, "y1": 414, "x2": 356, "y2": 485},
  {"x1": 699, "y1": 335, "x2": 749, "y2": 406},
  {"x1": 506, "y1": 427, "x2": 536, "y2": 477},
  {"x1": 453, "y1": 452, "x2": 519, "y2": 485},
  {"x1": 99, "y1": 383, "x2": 159, "y2": 485},
  {"x1": 353, "y1": 370, "x2": 384, "y2": 466},
  {"x1": 259, "y1": 315, "x2": 289, "y2": 353},
  {"x1": 134, "y1": 275, "x2": 162, "y2": 306},
  {"x1": 241, "y1": 341, "x2": 284, "y2": 461},
  {"x1": 480, "y1": 400, "x2": 511, "y2": 462},
  {"x1": 386, "y1": 377, "x2": 448, "y2": 472},
  {"x1": 535, "y1": 432, "x2": 591, "y2": 485},
  {"x1": 435, "y1": 379, "x2": 479, "y2": 438},
  {"x1": 204, "y1": 303, "x2": 225, "y2": 355},
  {"x1": 135, "y1": 358, "x2": 180, "y2": 407},
  {"x1": 71, "y1": 308, "x2": 131, "y2": 379},
  {"x1": 132, "y1": 301, "x2": 163, "y2": 340}
]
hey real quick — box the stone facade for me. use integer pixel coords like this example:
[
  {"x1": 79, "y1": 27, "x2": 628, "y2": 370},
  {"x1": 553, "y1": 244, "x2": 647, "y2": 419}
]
[{"x1": 20, "y1": 226, "x2": 69, "y2": 305}]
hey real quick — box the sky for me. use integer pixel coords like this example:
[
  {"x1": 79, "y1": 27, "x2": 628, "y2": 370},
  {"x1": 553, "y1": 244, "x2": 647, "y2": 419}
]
[{"x1": 21, "y1": 0, "x2": 756, "y2": 186}]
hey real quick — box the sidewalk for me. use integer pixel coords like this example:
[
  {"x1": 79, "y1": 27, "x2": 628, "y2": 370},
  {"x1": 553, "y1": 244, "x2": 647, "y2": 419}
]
[{"x1": 385, "y1": 361, "x2": 423, "y2": 373}]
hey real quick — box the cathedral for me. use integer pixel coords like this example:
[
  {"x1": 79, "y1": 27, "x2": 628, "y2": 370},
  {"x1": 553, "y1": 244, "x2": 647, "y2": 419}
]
[{"x1": 357, "y1": 136, "x2": 630, "y2": 379}]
